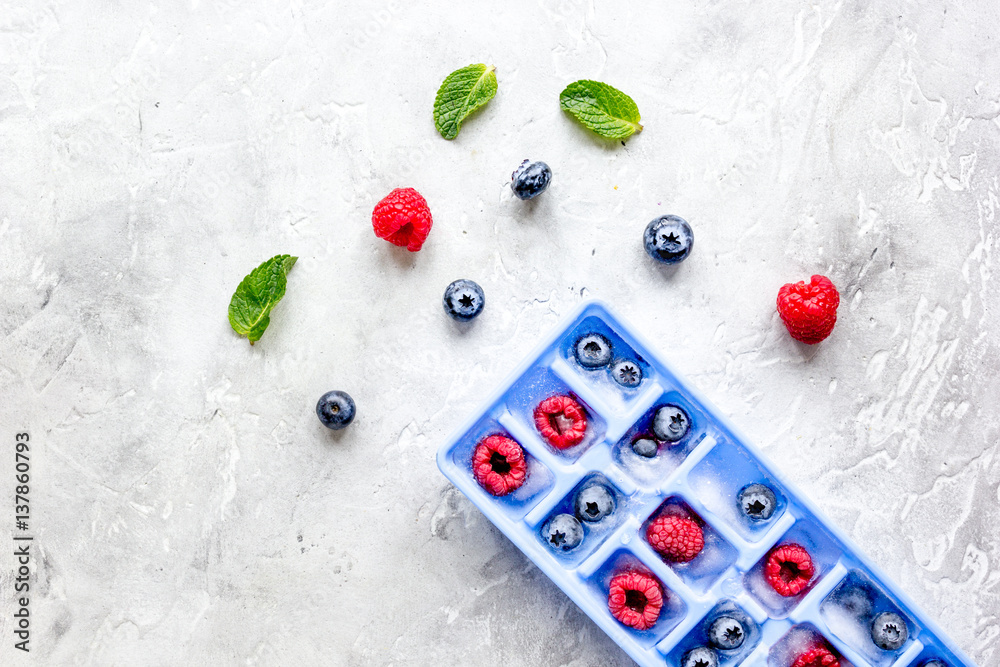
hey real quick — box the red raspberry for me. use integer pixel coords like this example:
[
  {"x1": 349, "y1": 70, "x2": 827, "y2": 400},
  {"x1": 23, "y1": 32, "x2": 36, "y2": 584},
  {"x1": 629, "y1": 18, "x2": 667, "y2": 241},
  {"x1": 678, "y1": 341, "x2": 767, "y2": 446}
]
[
  {"x1": 607, "y1": 570, "x2": 664, "y2": 630},
  {"x1": 764, "y1": 543, "x2": 815, "y2": 597},
  {"x1": 471, "y1": 435, "x2": 527, "y2": 496},
  {"x1": 371, "y1": 187, "x2": 433, "y2": 252},
  {"x1": 646, "y1": 514, "x2": 704, "y2": 563},
  {"x1": 790, "y1": 646, "x2": 839, "y2": 667},
  {"x1": 776, "y1": 275, "x2": 840, "y2": 344},
  {"x1": 533, "y1": 395, "x2": 587, "y2": 449}
]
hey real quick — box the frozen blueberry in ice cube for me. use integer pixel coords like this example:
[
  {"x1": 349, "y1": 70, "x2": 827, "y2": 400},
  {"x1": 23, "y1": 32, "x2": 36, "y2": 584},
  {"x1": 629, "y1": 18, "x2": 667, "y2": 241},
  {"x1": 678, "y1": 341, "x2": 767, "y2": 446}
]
[
  {"x1": 738, "y1": 483, "x2": 777, "y2": 521},
  {"x1": 871, "y1": 611, "x2": 908, "y2": 650},
  {"x1": 543, "y1": 513, "x2": 583, "y2": 551},
  {"x1": 652, "y1": 404, "x2": 690, "y2": 442},
  {"x1": 574, "y1": 484, "x2": 615, "y2": 523},
  {"x1": 574, "y1": 333, "x2": 613, "y2": 368},
  {"x1": 921, "y1": 661, "x2": 947, "y2": 667},
  {"x1": 611, "y1": 359, "x2": 642, "y2": 387},
  {"x1": 707, "y1": 615, "x2": 746, "y2": 650},
  {"x1": 681, "y1": 646, "x2": 719, "y2": 667},
  {"x1": 631, "y1": 437, "x2": 658, "y2": 458}
]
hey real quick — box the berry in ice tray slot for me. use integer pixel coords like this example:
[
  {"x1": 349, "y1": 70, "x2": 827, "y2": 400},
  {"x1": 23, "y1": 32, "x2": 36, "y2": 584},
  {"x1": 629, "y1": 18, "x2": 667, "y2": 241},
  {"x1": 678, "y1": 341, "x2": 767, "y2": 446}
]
[
  {"x1": 642, "y1": 498, "x2": 737, "y2": 594},
  {"x1": 471, "y1": 435, "x2": 526, "y2": 497},
  {"x1": 608, "y1": 570, "x2": 664, "y2": 631},
  {"x1": 820, "y1": 570, "x2": 916, "y2": 666},
  {"x1": 667, "y1": 599, "x2": 761, "y2": 667},
  {"x1": 533, "y1": 395, "x2": 587, "y2": 449},
  {"x1": 614, "y1": 398, "x2": 703, "y2": 487},
  {"x1": 538, "y1": 474, "x2": 627, "y2": 565},
  {"x1": 769, "y1": 624, "x2": 848, "y2": 667},
  {"x1": 588, "y1": 549, "x2": 688, "y2": 643},
  {"x1": 563, "y1": 319, "x2": 653, "y2": 412},
  {"x1": 744, "y1": 516, "x2": 841, "y2": 617}
]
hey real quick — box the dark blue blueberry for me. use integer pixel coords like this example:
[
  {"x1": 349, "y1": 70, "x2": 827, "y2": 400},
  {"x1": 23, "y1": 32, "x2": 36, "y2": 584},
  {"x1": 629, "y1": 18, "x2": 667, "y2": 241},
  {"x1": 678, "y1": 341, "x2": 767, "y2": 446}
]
[
  {"x1": 681, "y1": 646, "x2": 719, "y2": 667},
  {"x1": 316, "y1": 390, "x2": 355, "y2": 430},
  {"x1": 643, "y1": 214, "x2": 693, "y2": 264},
  {"x1": 738, "y1": 483, "x2": 777, "y2": 521},
  {"x1": 543, "y1": 513, "x2": 583, "y2": 551},
  {"x1": 574, "y1": 484, "x2": 615, "y2": 522},
  {"x1": 707, "y1": 615, "x2": 746, "y2": 650},
  {"x1": 871, "y1": 611, "x2": 908, "y2": 650},
  {"x1": 652, "y1": 404, "x2": 690, "y2": 442},
  {"x1": 574, "y1": 333, "x2": 612, "y2": 368},
  {"x1": 443, "y1": 279, "x2": 485, "y2": 321},
  {"x1": 511, "y1": 160, "x2": 552, "y2": 200},
  {"x1": 631, "y1": 437, "x2": 658, "y2": 458},
  {"x1": 611, "y1": 359, "x2": 642, "y2": 387}
]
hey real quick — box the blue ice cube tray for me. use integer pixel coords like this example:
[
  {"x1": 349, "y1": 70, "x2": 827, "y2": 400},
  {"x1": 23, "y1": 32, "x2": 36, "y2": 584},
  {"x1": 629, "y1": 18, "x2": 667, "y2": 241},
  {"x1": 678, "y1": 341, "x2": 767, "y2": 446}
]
[{"x1": 436, "y1": 301, "x2": 972, "y2": 667}]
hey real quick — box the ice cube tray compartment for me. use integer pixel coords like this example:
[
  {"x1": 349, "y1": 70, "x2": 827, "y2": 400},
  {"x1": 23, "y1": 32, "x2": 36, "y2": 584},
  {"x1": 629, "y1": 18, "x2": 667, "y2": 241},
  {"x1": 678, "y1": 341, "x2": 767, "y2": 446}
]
[
  {"x1": 582, "y1": 547, "x2": 691, "y2": 647},
  {"x1": 445, "y1": 413, "x2": 556, "y2": 520},
  {"x1": 664, "y1": 599, "x2": 763, "y2": 667},
  {"x1": 640, "y1": 496, "x2": 740, "y2": 595},
  {"x1": 534, "y1": 472, "x2": 633, "y2": 566},
  {"x1": 821, "y1": 570, "x2": 917, "y2": 667},
  {"x1": 436, "y1": 301, "x2": 973, "y2": 667}
]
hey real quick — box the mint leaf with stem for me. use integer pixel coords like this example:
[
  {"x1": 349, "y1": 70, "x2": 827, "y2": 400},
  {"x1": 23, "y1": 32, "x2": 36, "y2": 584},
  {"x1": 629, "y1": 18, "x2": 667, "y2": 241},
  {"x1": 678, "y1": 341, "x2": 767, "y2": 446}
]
[
  {"x1": 228, "y1": 254, "x2": 297, "y2": 345},
  {"x1": 559, "y1": 79, "x2": 643, "y2": 140},
  {"x1": 433, "y1": 64, "x2": 498, "y2": 140}
]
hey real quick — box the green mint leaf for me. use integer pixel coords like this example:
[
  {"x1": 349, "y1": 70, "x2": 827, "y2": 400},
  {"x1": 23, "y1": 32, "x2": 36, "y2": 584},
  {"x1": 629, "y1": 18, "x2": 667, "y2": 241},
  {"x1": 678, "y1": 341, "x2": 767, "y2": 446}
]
[
  {"x1": 559, "y1": 80, "x2": 643, "y2": 140},
  {"x1": 433, "y1": 64, "x2": 498, "y2": 140},
  {"x1": 228, "y1": 254, "x2": 298, "y2": 345}
]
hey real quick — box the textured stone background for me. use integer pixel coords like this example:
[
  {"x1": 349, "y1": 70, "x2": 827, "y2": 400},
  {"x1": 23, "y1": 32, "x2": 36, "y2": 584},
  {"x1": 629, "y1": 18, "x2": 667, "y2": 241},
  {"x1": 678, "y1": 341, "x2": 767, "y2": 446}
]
[{"x1": 1, "y1": 0, "x2": 998, "y2": 665}]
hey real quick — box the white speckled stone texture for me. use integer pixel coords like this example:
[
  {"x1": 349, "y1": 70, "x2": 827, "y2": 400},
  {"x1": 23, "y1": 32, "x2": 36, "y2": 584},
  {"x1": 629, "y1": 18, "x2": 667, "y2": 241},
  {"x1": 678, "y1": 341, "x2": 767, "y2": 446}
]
[{"x1": 1, "y1": 0, "x2": 998, "y2": 664}]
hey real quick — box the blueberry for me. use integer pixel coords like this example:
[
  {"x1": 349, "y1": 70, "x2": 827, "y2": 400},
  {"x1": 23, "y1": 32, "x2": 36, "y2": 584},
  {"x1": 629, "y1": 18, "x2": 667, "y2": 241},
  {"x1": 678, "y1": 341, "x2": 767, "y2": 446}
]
[
  {"x1": 681, "y1": 646, "x2": 719, "y2": 667},
  {"x1": 316, "y1": 390, "x2": 355, "y2": 430},
  {"x1": 574, "y1": 333, "x2": 612, "y2": 368},
  {"x1": 652, "y1": 404, "x2": 690, "y2": 442},
  {"x1": 511, "y1": 160, "x2": 552, "y2": 200},
  {"x1": 631, "y1": 437, "x2": 658, "y2": 458},
  {"x1": 611, "y1": 359, "x2": 642, "y2": 387},
  {"x1": 443, "y1": 279, "x2": 485, "y2": 322},
  {"x1": 737, "y1": 483, "x2": 777, "y2": 521},
  {"x1": 643, "y1": 214, "x2": 693, "y2": 264},
  {"x1": 574, "y1": 484, "x2": 615, "y2": 522},
  {"x1": 707, "y1": 615, "x2": 746, "y2": 650},
  {"x1": 921, "y1": 661, "x2": 948, "y2": 667},
  {"x1": 543, "y1": 513, "x2": 583, "y2": 551},
  {"x1": 871, "y1": 611, "x2": 908, "y2": 650}
]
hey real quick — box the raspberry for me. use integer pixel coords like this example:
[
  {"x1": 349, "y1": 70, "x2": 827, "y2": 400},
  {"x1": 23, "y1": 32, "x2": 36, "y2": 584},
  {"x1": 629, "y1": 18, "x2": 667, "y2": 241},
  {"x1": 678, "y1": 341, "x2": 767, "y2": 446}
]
[
  {"x1": 763, "y1": 543, "x2": 815, "y2": 596},
  {"x1": 607, "y1": 570, "x2": 664, "y2": 630},
  {"x1": 790, "y1": 646, "x2": 839, "y2": 667},
  {"x1": 646, "y1": 514, "x2": 705, "y2": 563},
  {"x1": 472, "y1": 435, "x2": 527, "y2": 496},
  {"x1": 776, "y1": 275, "x2": 840, "y2": 344},
  {"x1": 371, "y1": 187, "x2": 433, "y2": 252},
  {"x1": 533, "y1": 395, "x2": 587, "y2": 449}
]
